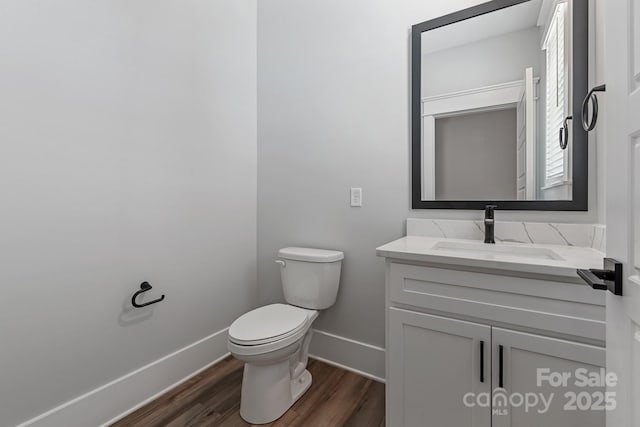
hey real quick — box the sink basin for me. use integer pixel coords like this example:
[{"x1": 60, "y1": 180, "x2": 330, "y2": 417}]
[{"x1": 431, "y1": 241, "x2": 565, "y2": 261}]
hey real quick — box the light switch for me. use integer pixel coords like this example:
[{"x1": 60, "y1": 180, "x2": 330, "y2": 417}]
[{"x1": 350, "y1": 188, "x2": 363, "y2": 207}]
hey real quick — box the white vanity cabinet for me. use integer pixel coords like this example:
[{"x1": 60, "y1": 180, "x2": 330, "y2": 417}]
[{"x1": 382, "y1": 259, "x2": 607, "y2": 427}]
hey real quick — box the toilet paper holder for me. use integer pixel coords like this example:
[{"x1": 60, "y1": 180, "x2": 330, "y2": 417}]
[{"x1": 131, "y1": 282, "x2": 165, "y2": 308}]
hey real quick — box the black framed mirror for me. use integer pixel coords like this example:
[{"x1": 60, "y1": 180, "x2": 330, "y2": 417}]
[{"x1": 411, "y1": 0, "x2": 588, "y2": 210}]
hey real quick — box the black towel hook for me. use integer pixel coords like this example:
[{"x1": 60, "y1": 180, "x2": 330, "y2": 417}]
[
  {"x1": 582, "y1": 84, "x2": 606, "y2": 132},
  {"x1": 559, "y1": 116, "x2": 572, "y2": 150},
  {"x1": 131, "y1": 282, "x2": 165, "y2": 308}
]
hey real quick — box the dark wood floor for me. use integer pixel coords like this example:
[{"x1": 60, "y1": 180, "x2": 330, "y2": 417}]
[{"x1": 112, "y1": 356, "x2": 385, "y2": 427}]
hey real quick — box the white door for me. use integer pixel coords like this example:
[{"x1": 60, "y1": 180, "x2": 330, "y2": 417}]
[
  {"x1": 491, "y1": 328, "x2": 605, "y2": 427},
  {"x1": 603, "y1": 0, "x2": 640, "y2": 425},
  {"x1": 388, "y1": 308, "x2": 491, "y2": 427},
  {"x1": 516, "y1": 67, "x2": 536, "y2": 200}
]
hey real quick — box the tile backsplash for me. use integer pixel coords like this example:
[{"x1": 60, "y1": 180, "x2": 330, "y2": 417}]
[{"x1": 407, "y1": 219, "x2": 606, "y2": 252}]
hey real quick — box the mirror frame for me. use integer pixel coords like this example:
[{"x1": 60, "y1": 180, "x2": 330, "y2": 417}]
[{"x1": 411, "y1": 0, "x2": 588, "y2": 210}]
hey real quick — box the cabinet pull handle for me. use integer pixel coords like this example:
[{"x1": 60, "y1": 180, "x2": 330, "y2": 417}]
[
  {"x1": 480, "y1": 341, "x2": 485, "y2": 383},
  {"x1": 499, "y1": 345, "x2": 504, "y2": 388}
]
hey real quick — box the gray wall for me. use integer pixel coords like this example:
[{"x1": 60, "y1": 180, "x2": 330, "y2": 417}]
[
  {"x1": 435, "y1": 109, "x2": 518, "y2": 200},
  {"x1": 257, "y1": 0, "x2": 603, "y2": 350},
  {"x1": 422, "y1": 27, "x2": 542, "y2": 97},
  {"x1": 0, "y1": 1, "x2": 257, "y2": 425}
]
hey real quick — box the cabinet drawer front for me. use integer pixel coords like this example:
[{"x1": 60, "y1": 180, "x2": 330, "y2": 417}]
[{"x1": 389, "y1": 263, "x2": 605, "y2": 341}]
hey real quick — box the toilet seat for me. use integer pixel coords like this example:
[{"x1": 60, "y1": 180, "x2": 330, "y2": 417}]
[{"x1": 229, "y1": 304, "x2": 315, "y2": 346}]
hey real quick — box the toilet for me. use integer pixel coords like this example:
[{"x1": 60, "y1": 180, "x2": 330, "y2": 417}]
[{"x1": 227, "y1": 247, "x2": 344, "y2": 424}]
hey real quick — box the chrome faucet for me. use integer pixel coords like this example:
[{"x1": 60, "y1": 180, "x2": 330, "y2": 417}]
[{"x1": 484, "y1": 205, "x2": 497, "y2": 244}]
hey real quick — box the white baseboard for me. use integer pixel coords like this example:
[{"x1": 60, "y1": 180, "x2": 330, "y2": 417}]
[
  {"x1": 17, "y1": 328, "x2": 230, "y2": 427},
  {"x1": 309, "y1": 329, "x2": 385, "y2": 383}
]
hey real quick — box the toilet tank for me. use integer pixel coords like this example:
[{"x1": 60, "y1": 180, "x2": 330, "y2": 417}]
[{"x1": 277, "y1": 247, "x2": 344, "y2": 310}]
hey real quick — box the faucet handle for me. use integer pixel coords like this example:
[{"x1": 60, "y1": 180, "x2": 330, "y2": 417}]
[{"x1": 484, "y1": 205, "x2": 498, "y2": 218}]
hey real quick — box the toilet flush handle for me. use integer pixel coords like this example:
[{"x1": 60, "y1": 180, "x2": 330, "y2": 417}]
[{"x1": 275, "y1": 260, "x2": 286, "y2": 268}]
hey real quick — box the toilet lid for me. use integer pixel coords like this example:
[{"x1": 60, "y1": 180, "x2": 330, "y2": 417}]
[{"x1": 228, "y1": 304, "x2": 310, "y2": 345}]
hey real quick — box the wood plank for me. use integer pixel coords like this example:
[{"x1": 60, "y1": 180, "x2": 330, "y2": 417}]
[
  {"x1": 295, "y1": 371, "x2": 371, "y2": 427},
  {"x1": 112, "y1": 357, "x2": 385, "y2": 427},
  {"x1": 344, "y1": 381, "x2": 385, "y2": 427}
]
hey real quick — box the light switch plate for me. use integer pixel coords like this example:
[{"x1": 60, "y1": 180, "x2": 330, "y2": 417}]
[{"x1": 350, "y1": 188, "x2": 362, "y2": 207}]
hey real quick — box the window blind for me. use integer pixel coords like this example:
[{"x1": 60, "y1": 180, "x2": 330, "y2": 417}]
[{"x1": 544, "y1": 3, "x2": 569, "y2": 185}]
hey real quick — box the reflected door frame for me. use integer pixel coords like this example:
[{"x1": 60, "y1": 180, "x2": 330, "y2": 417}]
[{"x1": 421, "y1": 78, "x2": 538, "y2": 200}]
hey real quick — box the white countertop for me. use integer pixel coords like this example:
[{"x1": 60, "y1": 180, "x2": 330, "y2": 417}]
[{"x1": 376, "y1": 236, "x2": 605, "y2": 279}]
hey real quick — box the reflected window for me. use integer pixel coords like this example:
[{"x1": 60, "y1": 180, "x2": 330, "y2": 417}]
[{"x1": 544, "y1": 2, "x2": 569, "y2": 187}]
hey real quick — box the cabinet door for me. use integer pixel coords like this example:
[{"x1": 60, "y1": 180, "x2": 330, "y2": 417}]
[
  {"x1": 388, "y1": 308, "x2": 491, "y2": 427},
  {"x1": 492, "y1": 327, "x2": 606, "y2": 427}
]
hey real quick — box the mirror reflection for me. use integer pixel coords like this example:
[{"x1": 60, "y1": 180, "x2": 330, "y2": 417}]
[{"x1": 420, "y1": 0, "x2": 573, "y2": 201}]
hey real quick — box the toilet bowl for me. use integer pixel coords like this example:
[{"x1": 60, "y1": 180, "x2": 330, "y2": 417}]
[
  {"x1": 227, "y1": 247, "x2": 343, "y2": 424},
  {"x1": 228, "y1": 304, "x2": 318, "y2": 424}
]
